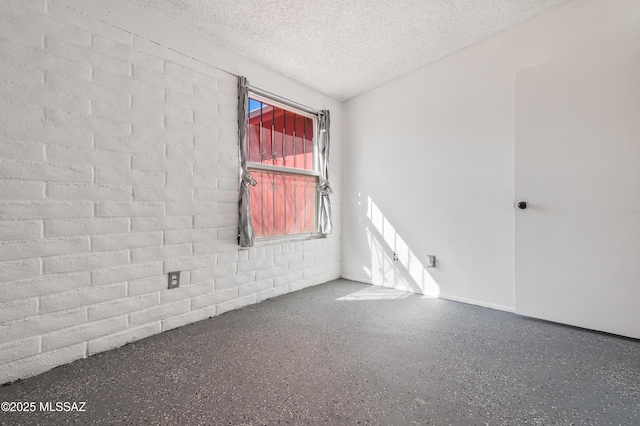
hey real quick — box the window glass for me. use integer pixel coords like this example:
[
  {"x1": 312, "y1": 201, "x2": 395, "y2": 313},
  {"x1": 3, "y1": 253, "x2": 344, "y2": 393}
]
[
  {"x1": 250, "y1": 171, "x2": 317, "y2": 237},
  {"x1": 247, "y1": 96, "x2": 318, "y2": 238}
]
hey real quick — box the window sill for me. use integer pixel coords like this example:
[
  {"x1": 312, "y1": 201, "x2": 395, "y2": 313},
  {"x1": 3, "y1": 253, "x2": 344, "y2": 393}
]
[{"x1": 239, "y1": 232, "x2": 324, "y2": 249}]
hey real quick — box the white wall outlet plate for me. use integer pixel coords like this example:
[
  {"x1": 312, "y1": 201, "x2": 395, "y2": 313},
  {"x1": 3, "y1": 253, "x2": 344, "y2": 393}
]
[{"x1": 168, "y1": 271, "x2": 180, "y2": 289}]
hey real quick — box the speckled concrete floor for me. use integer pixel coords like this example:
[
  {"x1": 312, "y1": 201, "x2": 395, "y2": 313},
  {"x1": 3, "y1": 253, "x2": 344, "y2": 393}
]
[{"x1": 1, "y1": 279, "x2": 639, "y2": 425}]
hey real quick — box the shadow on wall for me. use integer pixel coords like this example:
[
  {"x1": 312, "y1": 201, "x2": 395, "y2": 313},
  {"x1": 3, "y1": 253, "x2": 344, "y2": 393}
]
[{"x1": 356, "y1": 192, "x2": 440, "y2": 298}]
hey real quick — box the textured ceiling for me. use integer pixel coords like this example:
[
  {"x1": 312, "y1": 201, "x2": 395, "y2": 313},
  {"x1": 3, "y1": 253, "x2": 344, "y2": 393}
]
[{"x1": 128, "y1": 0, "x2": 571, "y2": 101}]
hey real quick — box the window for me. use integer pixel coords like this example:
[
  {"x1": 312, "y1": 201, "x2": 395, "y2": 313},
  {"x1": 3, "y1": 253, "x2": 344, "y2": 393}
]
[
  {"x1": 246, "y1": 95, "x2": 319, "y2": 239},
  {"x1": 238, "y1": 77, "x2": 331, "y2": 247}
]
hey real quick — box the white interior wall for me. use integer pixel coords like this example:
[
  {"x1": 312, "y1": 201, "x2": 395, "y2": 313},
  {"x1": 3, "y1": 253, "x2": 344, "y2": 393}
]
[
  {"x1": 342, "y1": 0, "x2": 640, "y2": 311},
  {"x1": 0, "y1": 0, "x2": 341, "y2": 384},
  {"x1": 54, "y1": 0, "x2": 337, "y2": 109}
]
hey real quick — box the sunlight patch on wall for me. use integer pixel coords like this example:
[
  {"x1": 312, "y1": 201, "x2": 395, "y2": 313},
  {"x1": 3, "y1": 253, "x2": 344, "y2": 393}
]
[{"x1": 363, "y1": 196, "x2": 440, "y2": 297}]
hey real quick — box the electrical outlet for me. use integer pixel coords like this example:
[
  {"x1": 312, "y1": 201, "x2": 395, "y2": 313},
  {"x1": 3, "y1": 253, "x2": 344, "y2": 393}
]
[
  {"x1": 168, "y1": 271, "x2": 180, "y2": 289},
  {"x1": 392, "y1": 252, "x2": 399, "y2": 261},
  {"x1": 426, "y1": 255, "x2": 436, "y2": 268}
]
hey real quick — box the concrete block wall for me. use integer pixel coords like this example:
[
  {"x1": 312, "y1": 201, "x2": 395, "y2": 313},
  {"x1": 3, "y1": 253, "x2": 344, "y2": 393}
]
[{"x1": 0, "y1": 0, "x2": 341, "y2": 384}]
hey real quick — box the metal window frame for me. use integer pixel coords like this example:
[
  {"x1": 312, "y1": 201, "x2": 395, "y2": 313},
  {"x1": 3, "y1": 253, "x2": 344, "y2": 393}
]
[{"x1": 247, "y1": 88, "x2": 321, "y2": 239}]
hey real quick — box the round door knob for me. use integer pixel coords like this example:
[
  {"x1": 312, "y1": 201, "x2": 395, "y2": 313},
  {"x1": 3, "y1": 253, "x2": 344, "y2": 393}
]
[{"x1": 517, "y1": 201, "x2": 527, "y2": 210}]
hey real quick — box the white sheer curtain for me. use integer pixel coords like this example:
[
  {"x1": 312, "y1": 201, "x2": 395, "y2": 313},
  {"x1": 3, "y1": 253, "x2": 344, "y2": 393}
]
[
  {"x1": 317, "y1": 110, "x2": 332, "y2": 236},
  {"x1": 237, "y1": 76, "x2": 256, "y2": 247}
]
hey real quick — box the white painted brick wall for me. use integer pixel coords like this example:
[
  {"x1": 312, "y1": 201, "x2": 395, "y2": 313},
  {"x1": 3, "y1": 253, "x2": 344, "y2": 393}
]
[{"x1": 0, "y1": 0, "x2": 341, "y2": 385}]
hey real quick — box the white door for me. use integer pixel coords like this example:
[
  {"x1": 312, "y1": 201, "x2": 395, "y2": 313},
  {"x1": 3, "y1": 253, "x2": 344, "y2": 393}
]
[{"x1": 514, "y1": 44, "x2": 640, "y2": 339}]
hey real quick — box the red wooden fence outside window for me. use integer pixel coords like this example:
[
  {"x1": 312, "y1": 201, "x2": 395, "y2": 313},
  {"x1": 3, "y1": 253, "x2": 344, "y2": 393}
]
[{"x1": 247, "y1": 98, "x2": 318, "y2": 238}]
